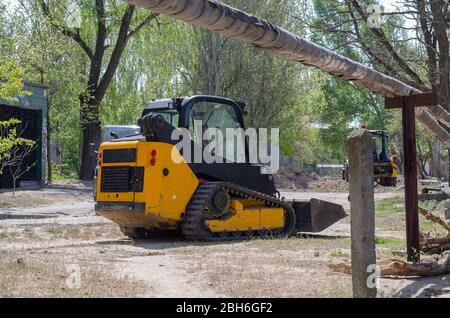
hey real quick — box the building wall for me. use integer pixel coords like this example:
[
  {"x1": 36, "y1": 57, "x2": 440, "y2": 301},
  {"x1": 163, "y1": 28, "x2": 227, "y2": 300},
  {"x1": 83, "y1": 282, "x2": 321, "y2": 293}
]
[{"x1": 0, "y1": 82, "x2": 48, "y2": 187}]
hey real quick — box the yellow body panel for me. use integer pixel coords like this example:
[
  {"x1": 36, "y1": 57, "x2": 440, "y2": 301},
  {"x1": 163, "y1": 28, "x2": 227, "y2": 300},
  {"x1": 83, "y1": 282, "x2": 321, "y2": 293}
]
[
  {"x1": 96, "y1": 141, "x2": 139, "y2": 203},
  {"x1": 374, "y1": 162, "x2": 398, "y2": 178},
  {"x1": 96, "y1": 141, "x2": 284, "y2": 233},
  {"x1": 206, "y1": 200, "x2": 285, "y2": 233},
  {"x1": 133, "y1": 142, "x2": 199, "y2": 221},
  {"x1": 96, "y1": 141, "x2": 198, "y2": 229}
]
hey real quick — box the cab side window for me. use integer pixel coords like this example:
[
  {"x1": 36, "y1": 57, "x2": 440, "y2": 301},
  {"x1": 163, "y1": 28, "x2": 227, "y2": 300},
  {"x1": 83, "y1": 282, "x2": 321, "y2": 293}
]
[{"x1": 189, "y1": 102, "x2": 245, "y2": 163}]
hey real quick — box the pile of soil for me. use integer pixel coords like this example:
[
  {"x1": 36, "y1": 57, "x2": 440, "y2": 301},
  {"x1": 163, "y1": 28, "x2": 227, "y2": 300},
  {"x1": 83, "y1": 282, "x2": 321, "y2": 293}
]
[
  {"x1": 275, "y1": 166, "x2": 397, "y2": 193},
  {"x1": 274, "y1": 165, "x2": 319, "y2": 190}
]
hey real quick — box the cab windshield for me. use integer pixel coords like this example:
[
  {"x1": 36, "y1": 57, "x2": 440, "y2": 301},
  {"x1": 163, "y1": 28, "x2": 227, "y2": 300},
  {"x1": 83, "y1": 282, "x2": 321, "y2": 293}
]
[
  {"x1": 372, "y1": 134, "x2": 389, "y2": 162},
  {"x1": 189, "y1": 101, "x2": 244, "y2": 163}
]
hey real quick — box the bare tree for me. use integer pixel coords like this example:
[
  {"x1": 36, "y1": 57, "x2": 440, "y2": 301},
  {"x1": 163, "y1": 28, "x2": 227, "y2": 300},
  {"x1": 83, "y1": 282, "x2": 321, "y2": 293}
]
[
  {"x1": 308, "y1": 0, "x2": 449, "y2": 177},
  {"x1": 0, "y1": 119, "x2": 37, "y2": 193},
  {"x1": 40, "y1": 0, "x2": 159, "y2": 180},
  {"x1": 8, "y1": 143, "x2": 38, "y2": 194}
]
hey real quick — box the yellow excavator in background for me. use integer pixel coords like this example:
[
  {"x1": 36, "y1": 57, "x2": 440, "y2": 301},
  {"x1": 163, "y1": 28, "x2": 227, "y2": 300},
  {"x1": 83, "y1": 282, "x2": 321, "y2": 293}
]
[
  {"x1": 94, "y1": 96, "x2": 346, "y2": 240},
  {"x1": 342, "y1": 130, "x2": 399, "y2": 187}
]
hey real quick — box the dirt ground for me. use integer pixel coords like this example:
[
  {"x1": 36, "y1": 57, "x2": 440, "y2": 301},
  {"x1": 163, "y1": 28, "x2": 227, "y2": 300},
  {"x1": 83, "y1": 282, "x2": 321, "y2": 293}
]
[{"x1": 0, "y1": 181, "x2": 449, "y2": 298}]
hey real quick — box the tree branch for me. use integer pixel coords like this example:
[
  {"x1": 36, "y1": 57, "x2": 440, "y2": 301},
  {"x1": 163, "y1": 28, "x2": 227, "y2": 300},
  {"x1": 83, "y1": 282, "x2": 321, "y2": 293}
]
[
  {"x1": 95, "y1": 5, "x2": 135, "y2": 103},
  {"x1": 127, "y1": 12, "x2": 159, "y2": 40},
  {"x1": 40, "y1": 0, "x2": 93, "y2": 60},
  {"x1": 349, "y1": 0, "x2": 425, "y2": 87}
]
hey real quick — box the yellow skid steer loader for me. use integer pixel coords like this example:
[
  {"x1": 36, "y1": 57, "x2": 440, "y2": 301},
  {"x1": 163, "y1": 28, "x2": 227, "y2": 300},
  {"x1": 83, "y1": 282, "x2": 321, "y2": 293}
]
[{"x1": 95, "y1": 96, "x2": 346, "y2": 241}]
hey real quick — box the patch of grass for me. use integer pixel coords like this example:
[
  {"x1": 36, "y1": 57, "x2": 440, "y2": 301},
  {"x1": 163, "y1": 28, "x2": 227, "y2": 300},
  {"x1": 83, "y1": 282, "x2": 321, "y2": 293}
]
[
  {"x1": 182, "y1": 243, "x2": 352, "y2": 298},
  {"x1": 44, "y1": 225, "x2": 64, "y2": 236},
  {"x1": 374, "y1": 236, "x2": 404, "y2": 247},
  {"x1": 330, "y1": 250, "x2": 349, "y2": 258},
  {"x1": 0, "y1": 228, "x2": 18, "y2": 240},
  {"x1": 0, "y1": 227, "x2": 7, "y2": 239},
  {"x1": 376, "y1": 196, "x2": 450, "y2": 239},
  {"x1": 420, "y1": 219, "x2": 448, "y2": 238},
  {"x1": 51, "y1": 163, "x2": 79, "y2": 182},
  {"x1": 419, "y1": 199, "x2": 446, "y2": 212},
  {"x1": 375, "y1": 236, "x2": 392, "y2": 245},
  {"x1": 64, "y1": 227, "x2": 81, "y2": 239},
  {"x1": 0, "y1": 193, "x2": 53, "y2": 209},
  {"x1": 41, "y1": 224, "x2": 121, "y2": 240},
  {"x1": 0, "y1": 253, "x2": 143, "y2": 298},
  {"x1": 376, "y1": 197, "x2": 405, "y2": 214}
]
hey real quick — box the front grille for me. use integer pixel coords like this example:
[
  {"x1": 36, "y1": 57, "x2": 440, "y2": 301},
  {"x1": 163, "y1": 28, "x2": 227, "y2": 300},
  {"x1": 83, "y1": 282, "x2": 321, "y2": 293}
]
[{"x1": 101, "y1": 166, "x2": 131, "y2": 193}]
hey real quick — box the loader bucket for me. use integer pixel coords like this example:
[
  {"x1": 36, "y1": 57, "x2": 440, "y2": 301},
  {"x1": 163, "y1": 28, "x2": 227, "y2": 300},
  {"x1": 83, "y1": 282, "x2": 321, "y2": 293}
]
[{"x1": 291, "y1": 199, "x2": 347, "y2": 233}]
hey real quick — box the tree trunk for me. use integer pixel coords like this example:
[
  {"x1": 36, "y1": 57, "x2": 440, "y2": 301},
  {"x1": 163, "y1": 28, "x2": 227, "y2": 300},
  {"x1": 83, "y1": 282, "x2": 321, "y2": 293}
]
[
  {"x1": 80, "y1": 121, "x2": 101, "y2": 180},
  {"x1": 47, "y1": 99, "x2": 52, "y2": 183},
  {"x1": 447, "y1": 148, "x2": 450, "y2": 182},
  {"x1": 79, "y1": 98, "x2": 101, "y2": 181},
  {"x1": 431, "y1": 138, "x2": 441, "y2": 179}
]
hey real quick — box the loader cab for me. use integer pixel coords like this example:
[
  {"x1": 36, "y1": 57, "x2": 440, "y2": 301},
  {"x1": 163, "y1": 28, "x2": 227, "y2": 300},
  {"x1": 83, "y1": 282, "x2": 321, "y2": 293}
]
[
  {"x1": 370, "y1": 130, "x2": 390, "y2": 163},
  {"x1": 142, "y1": 96, "x2": 245, "y2": 130},
  {"x1": 370, "y1": 130, "x2": 398, "y2": 186},
  {"x1": 142, "y1": 96, "x2": 248, "y2": 163},
  {"x1": 140, "y1": 96, "x2": 277, "y2": 195}
]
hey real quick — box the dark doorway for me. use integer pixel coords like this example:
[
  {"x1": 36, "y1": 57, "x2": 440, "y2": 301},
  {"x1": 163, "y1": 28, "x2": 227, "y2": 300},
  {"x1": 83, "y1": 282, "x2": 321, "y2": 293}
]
[{"x1": 0, "y1": 105, "x2": 42, "y2": 189}]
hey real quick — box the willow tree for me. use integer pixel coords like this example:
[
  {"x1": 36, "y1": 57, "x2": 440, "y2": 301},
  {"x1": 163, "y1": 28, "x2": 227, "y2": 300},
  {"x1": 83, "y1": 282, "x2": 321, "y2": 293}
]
[
  {"x1": 40, "y1": 0, "x2": 159, "y2": 179},
  {"x1": 311, "y1": 0, "x2": 450, "y2": 177},
  {"x1": 125, "y1": 0, "x2": 450, "y2": 149}
]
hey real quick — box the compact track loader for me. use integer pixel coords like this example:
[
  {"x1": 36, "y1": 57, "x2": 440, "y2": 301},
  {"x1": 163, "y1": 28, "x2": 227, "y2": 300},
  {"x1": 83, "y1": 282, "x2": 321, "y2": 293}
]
[
  {"x1": 95, "y1": 96, "x2": 346, "y2": 241},
  {"x1": 342, "y1": 130, "x2": 398, "y2": 187}
]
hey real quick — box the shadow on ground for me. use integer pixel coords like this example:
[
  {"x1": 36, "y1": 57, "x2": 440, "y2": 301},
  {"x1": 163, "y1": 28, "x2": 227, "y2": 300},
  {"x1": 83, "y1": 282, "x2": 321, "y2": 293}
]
[{"x1": 391, "y1": 275, "x2": 450, "y2": 298}]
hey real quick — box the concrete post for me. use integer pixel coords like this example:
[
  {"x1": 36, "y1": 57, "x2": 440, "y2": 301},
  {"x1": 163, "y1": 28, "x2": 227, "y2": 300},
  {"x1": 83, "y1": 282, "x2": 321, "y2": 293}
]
[
  {"x1": 348, "y1": 129, "x2": 377, "y2": 298},
  {"x1": 445, "y1": 200, "x2": 450, "y2": 220}
]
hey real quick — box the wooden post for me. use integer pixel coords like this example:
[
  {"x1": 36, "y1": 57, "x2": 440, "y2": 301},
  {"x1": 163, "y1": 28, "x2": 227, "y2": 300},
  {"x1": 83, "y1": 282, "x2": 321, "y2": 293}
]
[
  {"x1": 385, "y1": 92, "x2": 438, "y2": 262},
  {"x1": 348, "y1": 129, "x2": 377, "y2": 298},
  {"x1": 401, "y1": 99, "x2": 420, "y2": 262}
]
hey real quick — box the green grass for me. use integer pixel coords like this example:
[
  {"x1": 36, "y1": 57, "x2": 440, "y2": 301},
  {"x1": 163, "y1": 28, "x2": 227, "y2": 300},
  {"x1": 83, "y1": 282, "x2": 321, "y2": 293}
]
[
  {"x1": 375, "y1": 236, "x2": 398, "y2": 245},
  {"x1": 375, "y1": 197, "x2": 405, "y2": 214},
  {"x1": 44, "y1": 225, "x2": 64, "y2": 235},
  {"x1": 330, "y1": 250, "x2": 349, "y2": 258},
  {"x1": 375, "y1": 196, "x2": 449, "y2": 237},
  {"x1": 374, "y1": 236, "x2": 406, "y2": 252},
  {"x1": 419, "y1": 199, "x2": 447, "y2": 212}
]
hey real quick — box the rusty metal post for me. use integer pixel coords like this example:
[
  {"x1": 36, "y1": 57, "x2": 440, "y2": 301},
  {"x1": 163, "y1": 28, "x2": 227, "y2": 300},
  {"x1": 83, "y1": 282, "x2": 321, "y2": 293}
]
[
  {"x1": 385, "y1": 92, "x2": 438, "y2": 263},
  {"x1": 401, "y1": 99, "x2": 420, "y2": 262}
]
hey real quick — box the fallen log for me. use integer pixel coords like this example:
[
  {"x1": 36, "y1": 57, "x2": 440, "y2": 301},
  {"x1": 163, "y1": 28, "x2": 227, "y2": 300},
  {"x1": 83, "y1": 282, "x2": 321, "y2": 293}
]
[
  {"x1": 419, "y1": 207, "x2": 450, "y2": 233},
  {"x1": 329, "y1": 253, "x2": 450, "y2": 277},
  {"x1": 421, "y1": 236, "x2": 450, "y2": 247},
  {"x1": 418, "y1": 207, "x2": 450, "y2": 253}
]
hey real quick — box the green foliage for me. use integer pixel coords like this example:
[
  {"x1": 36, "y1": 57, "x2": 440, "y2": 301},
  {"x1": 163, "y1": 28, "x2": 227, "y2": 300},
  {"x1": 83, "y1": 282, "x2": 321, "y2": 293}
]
[
  {"x1": 0, "y1": 119, "x2": 36, "y2": 174},
  {"x1": 51, "y1": 163, "x2": 79, "y2": 181},
  {"x1": 0, "y1": 57, "x2": 31, "y2": 102},
  {"x1": 1, "y1": 0, "x2": 423, "y2": 176}
]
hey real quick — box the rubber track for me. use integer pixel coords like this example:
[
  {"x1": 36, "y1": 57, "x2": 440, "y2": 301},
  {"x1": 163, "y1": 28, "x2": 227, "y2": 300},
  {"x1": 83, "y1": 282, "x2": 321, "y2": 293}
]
[{"x1": 181, "y1": 182, "x2": 296, "y2": 241}]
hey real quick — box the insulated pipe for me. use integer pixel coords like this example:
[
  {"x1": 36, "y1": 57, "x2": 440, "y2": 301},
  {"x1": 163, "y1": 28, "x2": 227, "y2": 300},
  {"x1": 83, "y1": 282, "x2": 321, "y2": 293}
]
[{"x1": 125, "y1": 0, "x2": 450, "y2": 147}]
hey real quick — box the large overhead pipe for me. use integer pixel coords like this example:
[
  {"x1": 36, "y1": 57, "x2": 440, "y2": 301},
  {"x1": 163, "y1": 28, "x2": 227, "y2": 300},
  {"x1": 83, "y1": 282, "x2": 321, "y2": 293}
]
[{"x1": 125, "y1": 0, "x2": 450, "y2": 147}]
